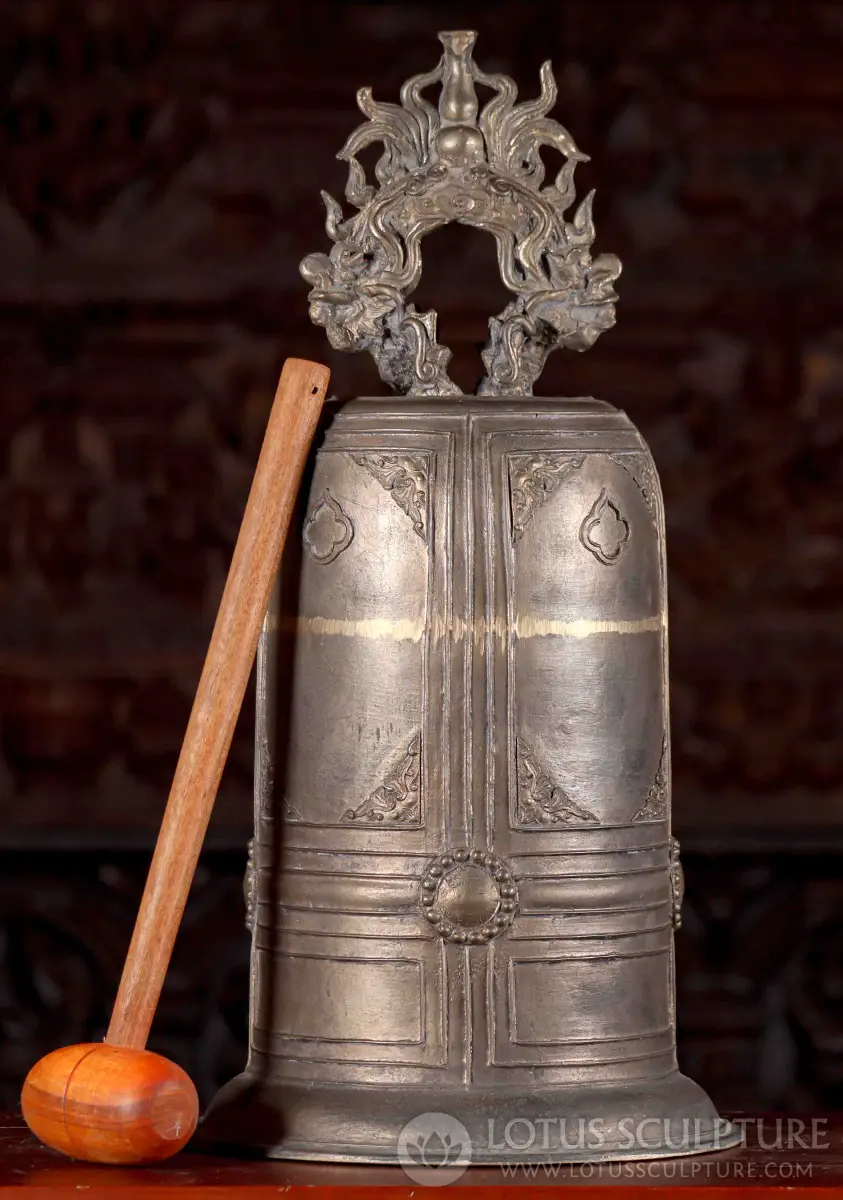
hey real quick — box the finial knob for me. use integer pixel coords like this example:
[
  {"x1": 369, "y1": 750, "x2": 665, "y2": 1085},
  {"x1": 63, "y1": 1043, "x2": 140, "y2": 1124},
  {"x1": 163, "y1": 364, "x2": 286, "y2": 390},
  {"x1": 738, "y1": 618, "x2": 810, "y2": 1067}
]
[{"x1": 436, "y1": 31, "x2": 484, "y2": 167}]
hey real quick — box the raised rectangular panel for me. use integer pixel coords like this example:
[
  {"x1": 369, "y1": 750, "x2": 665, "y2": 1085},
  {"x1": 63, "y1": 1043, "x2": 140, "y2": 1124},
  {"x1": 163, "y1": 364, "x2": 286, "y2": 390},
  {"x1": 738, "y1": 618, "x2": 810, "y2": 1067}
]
[
  {"x1": 269, "y1": 954, "x2": 423, "y2": 1044},
  {"x1": 513, "y1": 633, "x2": 665, "y2": 827},
  {"x1": 509, "y1": 953, "x2": 671, "y2": 1046},
  {"x1": 495, "y1": 444, "x2": 667, "y2": 831},
  {"x1": 283, "y1": 450, "x2": 430, "y2": 828}
]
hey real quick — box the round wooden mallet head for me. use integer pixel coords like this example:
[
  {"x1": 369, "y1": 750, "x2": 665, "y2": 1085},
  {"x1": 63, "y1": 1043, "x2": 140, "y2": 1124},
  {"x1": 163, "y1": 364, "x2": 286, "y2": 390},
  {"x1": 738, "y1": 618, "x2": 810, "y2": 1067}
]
[{"x1": 22, "y1": 1044, "x2": 198, "y2": 1164}]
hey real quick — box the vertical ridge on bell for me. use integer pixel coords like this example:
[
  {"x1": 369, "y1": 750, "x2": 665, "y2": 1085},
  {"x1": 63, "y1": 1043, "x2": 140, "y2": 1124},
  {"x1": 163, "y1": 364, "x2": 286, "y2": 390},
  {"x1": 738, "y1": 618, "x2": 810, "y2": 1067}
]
[{"x1": 436, "y1": 30, "x2": 485, "y2": 167}]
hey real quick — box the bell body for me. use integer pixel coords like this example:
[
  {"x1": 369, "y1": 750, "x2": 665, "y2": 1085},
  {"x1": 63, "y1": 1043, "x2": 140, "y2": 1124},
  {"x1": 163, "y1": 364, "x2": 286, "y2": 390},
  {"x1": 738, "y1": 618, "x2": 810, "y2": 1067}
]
[{"x1": 203, "y1": 396, "x2": 737, "y2": 1162}]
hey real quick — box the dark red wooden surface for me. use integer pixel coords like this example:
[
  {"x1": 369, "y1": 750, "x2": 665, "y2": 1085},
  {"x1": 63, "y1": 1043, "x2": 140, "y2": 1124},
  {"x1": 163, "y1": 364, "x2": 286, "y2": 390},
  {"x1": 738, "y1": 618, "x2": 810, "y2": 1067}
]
[{"x1": 2, "y1": 1112, "x2": 843, "y2": 1196}]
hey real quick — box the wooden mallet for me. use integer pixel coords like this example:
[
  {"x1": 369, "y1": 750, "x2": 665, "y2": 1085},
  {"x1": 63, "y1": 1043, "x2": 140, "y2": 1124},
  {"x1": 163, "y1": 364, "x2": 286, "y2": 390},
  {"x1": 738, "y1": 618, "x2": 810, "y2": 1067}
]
[{"x1": 21, "y1": 357, "x2": 329, "y2": 1164}]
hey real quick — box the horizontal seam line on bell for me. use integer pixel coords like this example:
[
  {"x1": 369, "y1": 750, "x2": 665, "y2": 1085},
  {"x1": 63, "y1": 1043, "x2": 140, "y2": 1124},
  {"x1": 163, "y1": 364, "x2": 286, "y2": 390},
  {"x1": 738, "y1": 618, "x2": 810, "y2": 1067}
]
[
  {"x1": 506, "y1": 1027, "x2": 673, "y2": 1047},
  {"x1": 509, "y1": 921, "x2": 674, "y2": 937},
  {"x1": 267, "y1": 613, "x2": 665, "y2": 640},
  {"x1": 516, "y1": 901, "x2": 669, "y2": 915}
]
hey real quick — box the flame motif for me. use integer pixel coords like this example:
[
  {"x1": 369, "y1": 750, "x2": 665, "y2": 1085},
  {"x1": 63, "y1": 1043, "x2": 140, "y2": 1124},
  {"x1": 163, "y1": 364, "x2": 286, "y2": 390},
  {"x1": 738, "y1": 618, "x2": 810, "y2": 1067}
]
[{"x1": 300, "y1": 30, "x2": 621, "y2": 397}]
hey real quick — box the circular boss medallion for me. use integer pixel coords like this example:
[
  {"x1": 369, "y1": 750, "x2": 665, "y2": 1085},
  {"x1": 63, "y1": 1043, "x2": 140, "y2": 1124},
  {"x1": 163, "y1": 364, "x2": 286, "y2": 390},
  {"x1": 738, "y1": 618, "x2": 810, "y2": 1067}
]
[{"x1": 420, "y1": 848, "x2": 518, "y2": 943}]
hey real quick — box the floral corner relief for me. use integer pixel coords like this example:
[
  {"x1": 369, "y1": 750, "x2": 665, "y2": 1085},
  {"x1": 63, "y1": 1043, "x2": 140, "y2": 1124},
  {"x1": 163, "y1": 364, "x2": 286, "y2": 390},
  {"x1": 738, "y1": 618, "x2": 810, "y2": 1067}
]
[
  {"x1": 609, "y1": 453, "x2": 660, "y2": 521},
  {"x1": 299, "y1": 30, "x2": 620, "y2": 398},
  {"x1": 349, "y1": 452, "x2": 429, "y2": 541},
  {"x1": 632, "y1": 736, "x2": 669, "y2": 822},
  {"x1": 342, "y1": 732, "x2": 422, "y2": 825},
  {"x1": 516, "y1": 739, "x2": 598, "y2": 827},
  {"x1": 509, "y1": 453, "x2": 584, "y2": 542}
]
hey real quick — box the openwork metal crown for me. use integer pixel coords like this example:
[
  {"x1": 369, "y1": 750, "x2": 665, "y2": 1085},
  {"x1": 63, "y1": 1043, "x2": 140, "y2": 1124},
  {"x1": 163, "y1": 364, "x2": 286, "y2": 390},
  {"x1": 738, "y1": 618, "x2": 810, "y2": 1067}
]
[{"x1": 300, "y1": 30, "x2": 621, "y2": 397}]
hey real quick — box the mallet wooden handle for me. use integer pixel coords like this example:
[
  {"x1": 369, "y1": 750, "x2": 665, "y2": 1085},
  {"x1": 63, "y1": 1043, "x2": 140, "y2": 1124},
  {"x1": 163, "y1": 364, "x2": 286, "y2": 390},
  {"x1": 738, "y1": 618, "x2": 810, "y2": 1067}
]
[
  {"x1": 22, "y1": 357, "x2": 329, "y2": 1165},
  {"x1": 108, "y1": 357, "x2": 329, "y2": 1049}
]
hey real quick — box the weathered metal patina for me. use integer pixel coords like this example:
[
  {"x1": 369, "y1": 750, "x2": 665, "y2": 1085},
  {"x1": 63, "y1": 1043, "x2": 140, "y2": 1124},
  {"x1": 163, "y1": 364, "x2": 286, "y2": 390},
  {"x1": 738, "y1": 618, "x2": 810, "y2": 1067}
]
[{"x1": 204, "y1": 30, "x2": 739, "y2": 1163}]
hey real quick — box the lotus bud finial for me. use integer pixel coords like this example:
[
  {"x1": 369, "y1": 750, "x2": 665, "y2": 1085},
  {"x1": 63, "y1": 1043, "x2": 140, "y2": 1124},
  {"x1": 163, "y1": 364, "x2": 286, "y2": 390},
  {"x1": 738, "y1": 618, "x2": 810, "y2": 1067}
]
[{"x1": 436, "y1": 30, "x2": 485, "y2": 167}]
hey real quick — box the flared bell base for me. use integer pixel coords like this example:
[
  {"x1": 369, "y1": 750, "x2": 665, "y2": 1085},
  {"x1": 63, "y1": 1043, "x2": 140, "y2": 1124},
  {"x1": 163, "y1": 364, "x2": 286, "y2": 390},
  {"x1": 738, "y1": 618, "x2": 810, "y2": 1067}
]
[{"x1": 200, "y1": 1070, "x2": 742, "y2": 1164}]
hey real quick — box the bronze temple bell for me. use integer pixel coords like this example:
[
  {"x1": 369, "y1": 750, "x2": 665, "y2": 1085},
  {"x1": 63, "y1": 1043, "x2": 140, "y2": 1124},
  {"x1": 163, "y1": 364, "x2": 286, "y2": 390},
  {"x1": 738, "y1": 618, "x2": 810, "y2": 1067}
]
[{"x1": 205, "y1": 31, "x2": 740, "y2": 1163}]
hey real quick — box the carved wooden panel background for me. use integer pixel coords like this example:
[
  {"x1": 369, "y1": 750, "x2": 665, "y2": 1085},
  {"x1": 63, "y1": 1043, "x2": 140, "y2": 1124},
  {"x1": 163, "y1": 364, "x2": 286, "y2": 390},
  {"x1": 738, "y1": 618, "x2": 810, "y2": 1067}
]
[{"x1": 0, "y1": 0, "x2": 841, "y2": 1112}]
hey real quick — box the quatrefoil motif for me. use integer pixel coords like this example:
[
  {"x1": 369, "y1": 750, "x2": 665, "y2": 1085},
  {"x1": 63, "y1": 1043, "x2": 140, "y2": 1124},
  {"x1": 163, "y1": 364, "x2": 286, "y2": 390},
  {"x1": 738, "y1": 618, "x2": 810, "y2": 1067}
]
[
  {"x1": 579, "y1": 489, "x2": 630, "y2": 565},
  {"x1": 303, "y1": 491, "x2": 354, "y2": 564}
]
